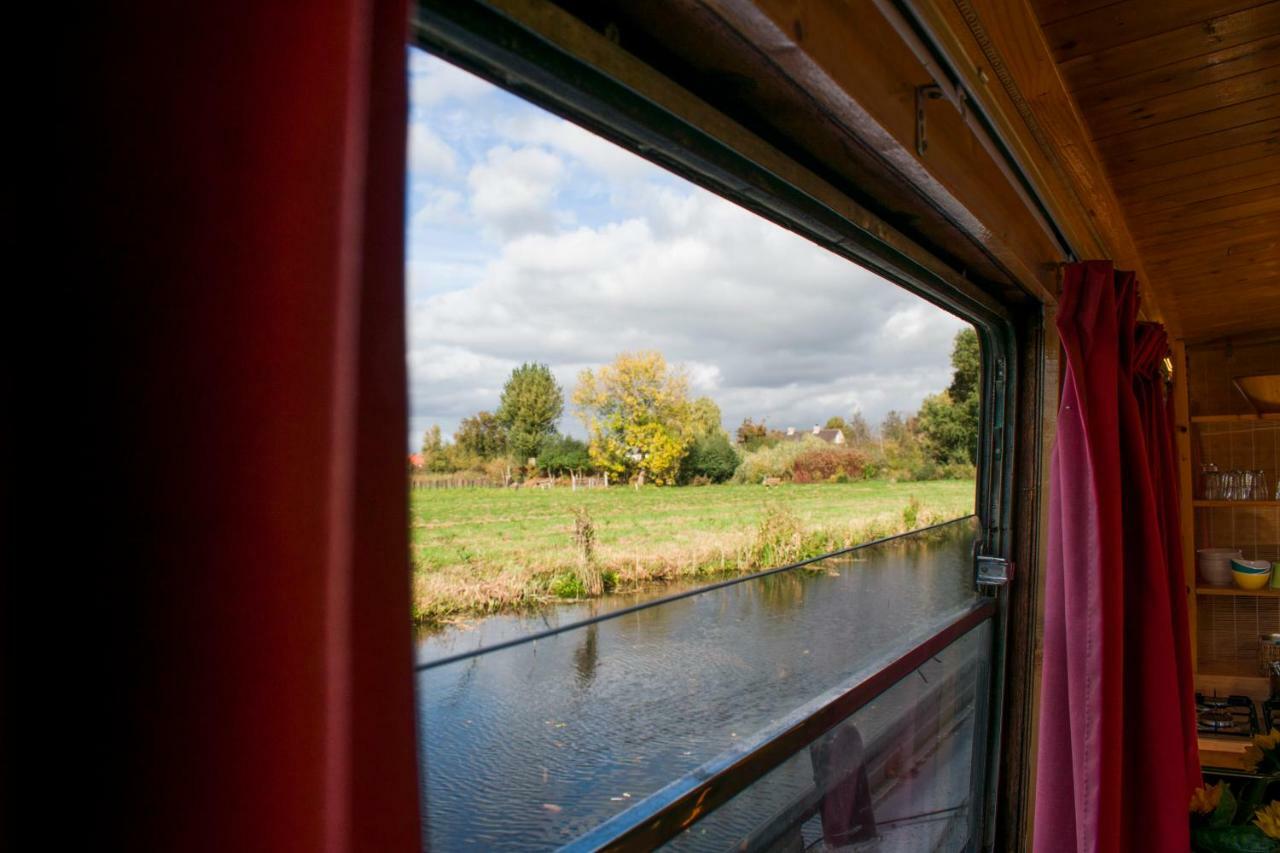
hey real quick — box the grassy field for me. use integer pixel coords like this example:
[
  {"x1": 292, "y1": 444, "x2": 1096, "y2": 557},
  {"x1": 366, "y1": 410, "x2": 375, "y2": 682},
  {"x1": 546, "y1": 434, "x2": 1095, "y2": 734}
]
[{"x1": 410, "y1": 479, "x2": 975, "y2": 625}]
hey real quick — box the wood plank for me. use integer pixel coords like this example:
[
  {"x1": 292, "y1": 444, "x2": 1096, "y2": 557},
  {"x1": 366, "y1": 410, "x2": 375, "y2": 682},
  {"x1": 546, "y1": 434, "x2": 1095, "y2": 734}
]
[
  {"x1": 1146, "y1": 251, "x2": 1280, "y2": 281},
  {"x1": 1031, "y1": 0, "x2": 1124, "y2": 27},
  {"x1": 1175, "y1": 339, "x2": 1197, "y2": 674},
  {"x1": 1134, "y1": 197, "x2": 1280, "y2": 241},
  {"x1": 1152, "y1": 264, "x2": 1280, "y2": 295},
  {"x1": 1129, "y1": 184, "x2": 1280, "y2": 233},
  {"x1": 1099, "y1": 116, "x2": 1280, "y2": 173},
  {"x1": 1110, "y1": 135, "x2": 1280, "y2": 193},
  {"x1": 905, "y1": 0, "x2": 1170, "y2": 323},
  {"x1": 1145, "y1": 247, "x2": 1280, "y2": 281},
  {"x1": 1073, "y1": 34, "x2": 1280, "y2": 115},
  {"x1": 1136, "y1": 230, "x2": 1274, "y2": 267},
  {"x1": 1059, "y1": 2, "x2": 1280, "y2": 92},
  {"x1": 1094, "y1": 95, "x2": 1280, "y2": 158},
  {"x1": 731, "y1": 0, "x2": 1060, "y2": 292},
  {"x1": 1117, "y1": 154, "x2": 1280, "y2": 210},
  {"x1": 1192, "y1": 413, "x2": 1280, "y2": 423},
  {"x1": 1197, "y1": 583, "x2": 1280, "y2": 595},
  {"x1": 1139, "y1": 215, "x2": 1280, "y2": 258},
  {"x1": 1044, "y1": 0, "x2": 1264, "y2": 63},
  {"x1": 1087, "y1": 66, "x2": 1280, "y2": 140}
]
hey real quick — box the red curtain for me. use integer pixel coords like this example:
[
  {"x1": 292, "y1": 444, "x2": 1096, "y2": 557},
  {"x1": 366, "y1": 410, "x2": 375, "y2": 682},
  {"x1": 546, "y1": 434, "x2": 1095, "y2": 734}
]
[
  {"x1": 53, "y1": 2, "x2": 421, "y2": 851},
  {"x1": 1034, "y1": 261, "x2": 1200, "y2": 852}
]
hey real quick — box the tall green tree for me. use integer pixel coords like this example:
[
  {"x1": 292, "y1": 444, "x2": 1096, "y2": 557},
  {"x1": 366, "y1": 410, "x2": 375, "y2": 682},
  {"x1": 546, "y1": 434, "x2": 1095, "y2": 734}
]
[
  {"x1": 948, "y1": 327, "x2": 981, "y2": 403},
  {"x1": 918, "y1": 327, "x2": 981, "y2": 466},
  {"x1": 497, "y1": 363, "x2": 564, "y2": 463},
  {"x1": 454, "y1": 411, "x2": 507, "y2": 460},
  {"x1": 689, "y1": 396, "x2": 723, "y2": 438}
]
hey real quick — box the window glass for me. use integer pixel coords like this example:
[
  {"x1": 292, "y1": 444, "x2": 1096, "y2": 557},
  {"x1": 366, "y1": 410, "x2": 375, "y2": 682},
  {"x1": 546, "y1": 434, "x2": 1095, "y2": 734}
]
[{"x1": 407, "y1": 47, "x2": 988, "y2": 850}]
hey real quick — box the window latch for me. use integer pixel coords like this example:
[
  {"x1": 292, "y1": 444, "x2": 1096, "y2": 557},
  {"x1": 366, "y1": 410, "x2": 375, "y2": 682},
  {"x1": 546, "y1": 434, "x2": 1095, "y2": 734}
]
[{"x1": 976, "y1": 555, "x2": 1013, "y2": 593}]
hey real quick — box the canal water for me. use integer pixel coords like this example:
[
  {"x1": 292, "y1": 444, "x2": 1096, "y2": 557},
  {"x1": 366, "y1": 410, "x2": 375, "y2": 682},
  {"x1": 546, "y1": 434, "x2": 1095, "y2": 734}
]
[{"x1": 415, "y1": 517, "x2": 984, "y2": 850}]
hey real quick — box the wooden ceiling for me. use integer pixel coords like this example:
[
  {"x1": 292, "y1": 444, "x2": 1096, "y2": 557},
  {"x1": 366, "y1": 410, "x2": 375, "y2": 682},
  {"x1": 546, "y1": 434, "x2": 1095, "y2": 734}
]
[{"x1": 1031, "y1": 0, "x2": 1280, "y2": 340}]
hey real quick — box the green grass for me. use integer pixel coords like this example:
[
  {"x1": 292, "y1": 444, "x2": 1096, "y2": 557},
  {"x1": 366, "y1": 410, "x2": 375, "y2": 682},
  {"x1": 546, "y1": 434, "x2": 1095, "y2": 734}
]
[{"x1": 410, "y1": 479, "x2": 975, "y2": 625}]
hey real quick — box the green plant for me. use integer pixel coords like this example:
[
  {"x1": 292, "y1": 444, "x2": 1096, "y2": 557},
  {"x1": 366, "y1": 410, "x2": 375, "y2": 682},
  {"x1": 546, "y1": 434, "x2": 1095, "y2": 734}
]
[
  {"x1": 749, "y1": 503, "x2": 806, "y2": 567},
  {"x1": 571, "y1": 506, "x2": 602, "y2": 595},
  {"x1": 680, "y1": 431, "x2": 741, "y2": 484},
  {"x1": 902, "y1": 495, "x2": 921, "y2": 530},
  {"x1": 549, "y1": 572, "x2": 587, "y2": 599}
]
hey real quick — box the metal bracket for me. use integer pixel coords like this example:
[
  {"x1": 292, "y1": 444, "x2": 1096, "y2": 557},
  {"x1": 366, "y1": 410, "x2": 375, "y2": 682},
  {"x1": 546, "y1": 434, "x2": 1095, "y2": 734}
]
[
  {"x1": 976, "y1": 555, "x2": 1013, "y2": 592},
  {"x1": 915, "y1": 83, "x2": 943, "y2": 156}
]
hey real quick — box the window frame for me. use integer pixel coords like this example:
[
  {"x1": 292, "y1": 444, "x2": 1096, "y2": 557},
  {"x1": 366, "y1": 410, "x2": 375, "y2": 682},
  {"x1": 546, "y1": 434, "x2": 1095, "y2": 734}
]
[{"x1": 411, "y1": 0, "x2": 1033, "y2": 847}]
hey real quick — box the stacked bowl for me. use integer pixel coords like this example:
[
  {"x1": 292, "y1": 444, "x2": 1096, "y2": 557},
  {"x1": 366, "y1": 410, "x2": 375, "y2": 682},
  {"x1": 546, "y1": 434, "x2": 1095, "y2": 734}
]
[
  {"x1": 1232, "y1": 557, "x2": 1274, "y2": 591},
  {"x1": 1198, "y1": 548, "x2": 1242, "y2": 586}
]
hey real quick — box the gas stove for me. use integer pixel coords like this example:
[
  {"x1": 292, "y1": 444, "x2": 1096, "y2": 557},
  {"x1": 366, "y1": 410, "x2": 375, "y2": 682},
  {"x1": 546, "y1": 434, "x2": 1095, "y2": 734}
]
[{"x1": 1196, "y1": 694, "x2": 1260, "y2": 738}]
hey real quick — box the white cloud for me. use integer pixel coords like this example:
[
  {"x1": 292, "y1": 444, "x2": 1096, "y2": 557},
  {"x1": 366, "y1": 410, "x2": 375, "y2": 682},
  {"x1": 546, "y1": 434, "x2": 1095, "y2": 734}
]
[
  {"x1": 408, "y1": 122, "x2": 457, "y2": 176},
  {"x1": 499, "y1": 113, "x2": 653, "y2": 180},
  {"x1": 467, "y1": 145, "x2": 566, "y2": 239},
  {"x1": 404, "y1": 47, "x2": 969, "y2": 447},
  {"x1": 411, "y1": 188, "x2": 464, "y2": 227},
  {"x1": 409, "y1": 52, "x2": 492, "y2": 107},
  {"x1": 408, "y1": 183, "x2": 966, "y2": 441}
]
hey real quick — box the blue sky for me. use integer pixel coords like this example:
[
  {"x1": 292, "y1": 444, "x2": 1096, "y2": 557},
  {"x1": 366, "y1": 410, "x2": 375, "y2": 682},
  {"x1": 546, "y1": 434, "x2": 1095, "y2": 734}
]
[{"x1": 405, "y1": 48, "x2": 966, "y2": 451}]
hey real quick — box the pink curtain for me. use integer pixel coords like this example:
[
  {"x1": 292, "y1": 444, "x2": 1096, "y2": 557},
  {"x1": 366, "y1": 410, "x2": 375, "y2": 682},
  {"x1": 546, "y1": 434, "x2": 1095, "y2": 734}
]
[{"x1": 1034, "y1": 261, "x2": 1200, "y2": 852}]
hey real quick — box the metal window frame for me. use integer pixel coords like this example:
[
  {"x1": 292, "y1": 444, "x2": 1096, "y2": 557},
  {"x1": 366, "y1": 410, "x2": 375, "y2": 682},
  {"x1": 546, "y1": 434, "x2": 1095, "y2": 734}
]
[
  {"x1": 411, "y1": 1, "x2": 1025, "y2": 848},
  {"x1": 562, "y1": 600, "x2": 996, "y2": 851}
]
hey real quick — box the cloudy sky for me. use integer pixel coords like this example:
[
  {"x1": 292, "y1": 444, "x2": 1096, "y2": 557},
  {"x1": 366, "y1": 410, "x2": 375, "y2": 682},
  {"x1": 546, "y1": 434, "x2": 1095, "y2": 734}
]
[{"x1": 404, "y1": 49, "x2": 967, "y2": 450}]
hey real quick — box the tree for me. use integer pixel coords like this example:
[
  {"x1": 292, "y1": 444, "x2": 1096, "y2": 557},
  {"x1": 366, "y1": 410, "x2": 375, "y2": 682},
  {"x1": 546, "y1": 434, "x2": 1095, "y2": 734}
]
[
  {"x1": 825, "y1": 416, "x2": 847, "y2": 431},
  {"x1": 842, "y1": 409, "x2": 874, "y2": 449},
  {"x1": 572, "y1": 351, "x2": 696, "y2": 485},
  {"x1": 537, "y1": 433, "x2": 592, "y2": 475},
  {"x1": 679, "y1": 431, "x2": 741, "y2": 484},
  {"x1": 736, "y1": 418, "x2": 770, "y2": 450},
  {"x1": 454, "y1": 411, "x2": 507, "y2": 460},
  {"x1": 918, "y1": 328, "x2": 981, "y2": 466},
  {"x1": 420, "y1": 425, "x2": 453, "y2": 473},
  {"x1": 916, "y1": 392, "x2": 976, "y2": 465},
  {"x1": 948, "y1": 327, "x2": 981, "y2": 404},
  {"x1": 421, "y1": 424, "x2": 443, "y2": 455},
  {"x1": 497, "y1": 363, "x2": 564, "y2": 463},
  {"x1": 689, "y1": 397, "x2": 723, "y2": 438}
]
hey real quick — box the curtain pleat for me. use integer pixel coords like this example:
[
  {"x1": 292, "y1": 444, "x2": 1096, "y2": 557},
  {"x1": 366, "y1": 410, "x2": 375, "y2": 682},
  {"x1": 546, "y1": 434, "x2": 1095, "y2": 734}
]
[
  {"x1": 1034, "y1": 261, "x2": 1199, "y2": 852},
  {"x1": 57, "y1": 3, "x2": 420, "y2": 851}
]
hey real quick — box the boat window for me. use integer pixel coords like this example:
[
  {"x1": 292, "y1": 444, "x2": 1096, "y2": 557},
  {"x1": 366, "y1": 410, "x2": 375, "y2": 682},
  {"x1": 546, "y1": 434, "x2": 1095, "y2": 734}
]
[{"x1": 407, "y1": 29, "x2": 1006, "y2": 850}]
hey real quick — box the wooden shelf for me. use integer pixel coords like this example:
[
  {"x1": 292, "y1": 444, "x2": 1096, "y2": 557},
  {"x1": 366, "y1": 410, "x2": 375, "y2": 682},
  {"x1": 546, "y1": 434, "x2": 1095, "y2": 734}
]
[
  {"x1": 1191, "y1": 413, "x2": 1280, "y2": 424},
  {"x1": 1194, "y1": 500, "x2": 1280, "y2": 508},
  {"x1": 1197, "y1": 585, "x2": 1280, "y2": 598}
]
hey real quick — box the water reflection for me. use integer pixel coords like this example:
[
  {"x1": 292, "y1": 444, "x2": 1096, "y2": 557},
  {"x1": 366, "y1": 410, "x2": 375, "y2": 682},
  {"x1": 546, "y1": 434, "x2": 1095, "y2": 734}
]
[
  {"x1": 573, "y1": 624, "x2": 598, "y2": 689},
  {"x1": 416, "y1": 517, "x2": 979, "y2": 850}
]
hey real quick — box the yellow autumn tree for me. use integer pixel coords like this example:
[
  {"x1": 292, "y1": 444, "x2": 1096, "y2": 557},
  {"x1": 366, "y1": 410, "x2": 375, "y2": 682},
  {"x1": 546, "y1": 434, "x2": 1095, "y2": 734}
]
[{"x1": 572, "y1": 351, "x2": 698, "y2": 485}]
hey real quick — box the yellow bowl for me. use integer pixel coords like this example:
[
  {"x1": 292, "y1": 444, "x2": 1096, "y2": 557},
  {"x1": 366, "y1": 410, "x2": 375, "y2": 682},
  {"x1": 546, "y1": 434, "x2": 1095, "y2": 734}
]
[{"x1": 1234, "y1": 568, "x2": 1273, "y2": 590}]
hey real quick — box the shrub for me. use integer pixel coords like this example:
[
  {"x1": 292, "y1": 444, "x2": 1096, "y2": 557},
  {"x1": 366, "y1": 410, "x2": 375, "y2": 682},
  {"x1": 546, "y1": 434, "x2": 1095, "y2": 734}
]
[
  {"x1": 733, "y1": 437, "x2": 823, "y2": 483},
  {"x1": 537, "y1": 433, "x2": 592, "y2": 475},
  {"x1": 749, "y1": 503, "x2": 806, "y2": 567},
  {"x1": 680, "y1": 432, "x2": 741, "y2": 484},
  {"x1": 791, "y1": 447, "x2": 867, "y2": 483},
  {"x1": 902, "y1": 495, "x2": 921, "y2": 529}
]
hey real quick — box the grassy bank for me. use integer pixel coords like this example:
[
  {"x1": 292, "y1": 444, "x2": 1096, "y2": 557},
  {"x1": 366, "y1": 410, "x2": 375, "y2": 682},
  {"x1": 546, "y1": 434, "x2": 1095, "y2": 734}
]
[{"x1": 410, "y1": 479, "x2": 975, "y2": 625}]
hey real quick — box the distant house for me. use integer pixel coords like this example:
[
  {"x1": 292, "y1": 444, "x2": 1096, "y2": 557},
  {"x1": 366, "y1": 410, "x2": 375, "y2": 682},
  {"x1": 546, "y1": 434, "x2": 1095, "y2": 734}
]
[
  {"x1": 408, "y1": 452, "x2": 425, "y2": 469},
  {"x1": 782, "y1": 425, "x2": 845, "y2": 445}
]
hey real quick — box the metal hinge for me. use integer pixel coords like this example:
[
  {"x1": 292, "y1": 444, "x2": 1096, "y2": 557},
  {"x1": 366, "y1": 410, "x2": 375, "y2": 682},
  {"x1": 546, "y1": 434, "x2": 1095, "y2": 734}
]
[
  {"x1": 915, "y1": 84, "x2": 943, "y2": 156},
  {"x1": 976, "y1": 555, "x2": 1013, "y2": 593}
]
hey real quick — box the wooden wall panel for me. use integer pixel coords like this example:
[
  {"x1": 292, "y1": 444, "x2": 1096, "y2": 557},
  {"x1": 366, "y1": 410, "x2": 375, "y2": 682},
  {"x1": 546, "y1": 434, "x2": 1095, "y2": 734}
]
[{"x1": 1028, "y1": 0, "x2": 1280, "y2": 340}]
